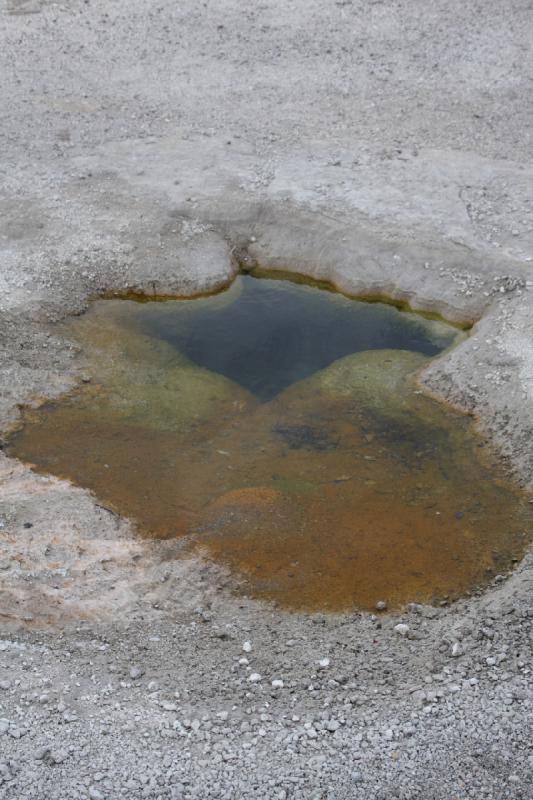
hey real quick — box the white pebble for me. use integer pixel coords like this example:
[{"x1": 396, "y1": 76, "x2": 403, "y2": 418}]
[{"x1": 394, "y1": 623, "x2": 410, "y2": 637}]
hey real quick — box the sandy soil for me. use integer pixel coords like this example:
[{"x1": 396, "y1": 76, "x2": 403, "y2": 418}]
[{"x1": 0, "y1": 1, "x2": 532, "y2": 798}]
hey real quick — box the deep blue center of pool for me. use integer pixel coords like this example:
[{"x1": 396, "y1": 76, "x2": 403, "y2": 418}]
[{"x1": 141, "y1": 274, "x2": 452, "y2": 401}]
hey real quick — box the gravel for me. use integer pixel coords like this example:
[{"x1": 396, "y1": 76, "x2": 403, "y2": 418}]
[
  {"x1": 0, "y1": 585, "x2": 531, "y2": 798},
  {"x1": 0, "y1": 0, "x2": 532, "y2": 798}
]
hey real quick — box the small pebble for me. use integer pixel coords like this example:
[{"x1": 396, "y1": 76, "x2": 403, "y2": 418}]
[
  {"x1": 129, "y1": 665, "x2": 144, "y2": 680},
  {"x1": 451, "y1": 642, "x2": 462, "y2": 657},
  {"x1": 394, "y1": 623, "x2": 410, "y2": 637}
]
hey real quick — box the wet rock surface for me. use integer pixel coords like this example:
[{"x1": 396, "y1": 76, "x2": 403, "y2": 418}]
[
  {"x1": 0, "y1": 0, "x2": 532, "y2": 797},
  {"x1": 7, "y1": 282, "x2": 531, "y2": 612}
]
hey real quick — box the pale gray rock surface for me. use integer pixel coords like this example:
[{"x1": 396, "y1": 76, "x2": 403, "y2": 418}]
[{"x1": 0, "y1": 1, "x2": 532, "y2": 798}]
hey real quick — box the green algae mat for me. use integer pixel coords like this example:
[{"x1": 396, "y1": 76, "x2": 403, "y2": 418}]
[{"x1": 8, "y1": 274, "x2": 532, "y2": 611}]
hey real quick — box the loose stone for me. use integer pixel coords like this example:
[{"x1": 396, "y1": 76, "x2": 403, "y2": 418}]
[
  {"x1": 129, "y1": 665, "x2": 145, "y2": 680},
  {"x1": 394, "y1": 624, "x2": 410, "y2": 637}
]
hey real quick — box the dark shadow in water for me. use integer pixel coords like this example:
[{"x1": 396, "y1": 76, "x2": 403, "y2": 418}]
[{"x1": 142, "y1": 275, "x2": 454, "y2": 400}]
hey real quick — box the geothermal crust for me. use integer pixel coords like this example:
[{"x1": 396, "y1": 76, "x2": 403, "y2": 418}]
[{"x1": 0, "y1": 1, "x2": 532, "y2": 799}]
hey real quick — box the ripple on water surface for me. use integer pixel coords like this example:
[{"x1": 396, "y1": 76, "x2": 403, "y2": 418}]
[{"x1": 8, "y1": 274, "x2": 533, "y2": 611}]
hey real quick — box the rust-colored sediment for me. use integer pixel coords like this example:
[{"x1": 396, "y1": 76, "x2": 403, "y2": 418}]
[{"x1": 7, "y1": 297, "x2": 532, "y2": 612}]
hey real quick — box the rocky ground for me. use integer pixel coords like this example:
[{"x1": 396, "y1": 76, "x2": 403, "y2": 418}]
[
  {"x1": 0, "y1": 0, "x2": 532, "y2": 798},
  {"x1": 0, "y1": 567, "x2": 531, "y2": 800}
]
